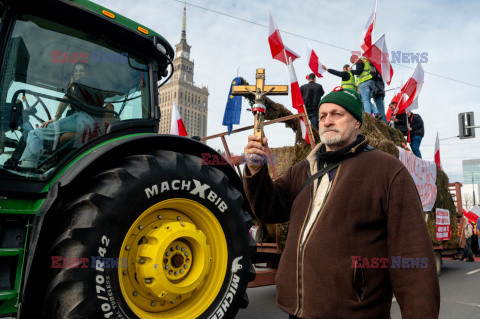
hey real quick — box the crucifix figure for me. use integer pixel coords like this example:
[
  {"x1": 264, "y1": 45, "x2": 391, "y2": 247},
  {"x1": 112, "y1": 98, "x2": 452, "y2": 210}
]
[{"x1": 232, "y1": 68, "x2": 288, "y2": 145}]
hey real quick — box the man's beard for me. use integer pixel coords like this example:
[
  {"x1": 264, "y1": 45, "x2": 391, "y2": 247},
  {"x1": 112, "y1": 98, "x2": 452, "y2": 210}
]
[{"x1": 320, "y1": 128, "x2": 342, "y2": 146}]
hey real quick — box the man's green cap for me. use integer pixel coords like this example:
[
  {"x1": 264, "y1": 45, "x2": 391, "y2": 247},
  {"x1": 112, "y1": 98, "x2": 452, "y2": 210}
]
[{"x1": 318, "y1": 86, "x2": 363, "y2": 124}]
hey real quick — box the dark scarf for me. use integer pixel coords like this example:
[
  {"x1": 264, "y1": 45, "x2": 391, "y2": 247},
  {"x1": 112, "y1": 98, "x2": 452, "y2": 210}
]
[{"x1": 317, "y1": 134, "x2": 367, "y2": 168}]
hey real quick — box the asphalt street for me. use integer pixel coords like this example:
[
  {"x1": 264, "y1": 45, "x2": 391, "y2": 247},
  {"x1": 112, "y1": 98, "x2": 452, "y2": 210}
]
[{"x1": 236, "y1": 259, "x2": 480, "y2": 319}]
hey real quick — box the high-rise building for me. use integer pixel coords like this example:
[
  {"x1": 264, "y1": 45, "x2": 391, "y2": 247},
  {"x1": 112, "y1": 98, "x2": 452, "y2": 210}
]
[
  {"x1": 158, "y1": 5, "x2": 208, "y2": 139},
  {"x1": 462, "y1": 159, "x2": 480, "y2": 209},
  {"x1": 463, "y1": 159, "x2": 480, "y2": 186}
]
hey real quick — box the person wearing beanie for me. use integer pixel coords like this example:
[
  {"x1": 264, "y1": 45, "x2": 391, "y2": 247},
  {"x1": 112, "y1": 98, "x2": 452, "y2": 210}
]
[{"x1": 242, "y1": 86, "x2": 440, "y2": 319}]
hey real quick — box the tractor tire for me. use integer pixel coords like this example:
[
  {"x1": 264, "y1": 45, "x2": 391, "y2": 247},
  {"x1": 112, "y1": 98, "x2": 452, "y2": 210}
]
[
  {"x1": 434, "y1": 251, "x2": 442, "y2": 277},
  {"x1": 43, "y1": 150, "x2": 255, "y2": 319}
]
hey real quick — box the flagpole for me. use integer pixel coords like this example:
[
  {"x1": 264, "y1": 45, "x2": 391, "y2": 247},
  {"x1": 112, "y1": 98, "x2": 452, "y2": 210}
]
[
  {"x1": 372, "y1": 0, "x2": 377, "y2": 46},
  {"x1": 286, "y1": 55, "x2": 315, "y2": 146}
]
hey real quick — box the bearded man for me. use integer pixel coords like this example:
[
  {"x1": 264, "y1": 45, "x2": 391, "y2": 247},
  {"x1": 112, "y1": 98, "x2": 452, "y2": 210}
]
[{"x1": 243, "y1": 87, "x2": 440, "y2": 318}]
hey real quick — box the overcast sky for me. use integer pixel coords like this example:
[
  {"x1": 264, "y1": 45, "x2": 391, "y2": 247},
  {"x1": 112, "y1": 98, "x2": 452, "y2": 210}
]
[{"x1": 92, "y1": 0, "x2": 480, "y2": 183}]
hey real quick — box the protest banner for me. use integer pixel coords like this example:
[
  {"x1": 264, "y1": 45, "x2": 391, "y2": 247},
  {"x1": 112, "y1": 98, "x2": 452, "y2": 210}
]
[
  {"x1": 435, "y1": 208, "x2": 450, "y2": 241},
  {"x1": 397, "y1": 147, "x2": 437, "y2": 211}
]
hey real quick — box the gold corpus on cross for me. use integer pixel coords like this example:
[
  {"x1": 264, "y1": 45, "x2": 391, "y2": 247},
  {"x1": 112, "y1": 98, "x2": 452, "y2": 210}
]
[{"x1": 232, "y1": 68, "x2": 288, "y2": 145}]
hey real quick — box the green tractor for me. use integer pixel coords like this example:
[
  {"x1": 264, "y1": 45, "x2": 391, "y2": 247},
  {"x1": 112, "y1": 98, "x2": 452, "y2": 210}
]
[{"x1": 0, "y1": 0, "x2": 255, "y2": 317}]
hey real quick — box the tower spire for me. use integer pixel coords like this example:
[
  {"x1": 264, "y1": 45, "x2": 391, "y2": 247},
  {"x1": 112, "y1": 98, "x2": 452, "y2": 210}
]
[{"x1": 181, "y1": 3, "x2": 186, "y2": 42}]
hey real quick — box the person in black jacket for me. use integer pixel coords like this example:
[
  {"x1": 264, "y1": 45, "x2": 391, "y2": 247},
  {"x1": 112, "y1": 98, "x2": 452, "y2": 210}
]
[
  {"x1": 408, "y1": 111, "x2": 425, "y2": 158},
  {"x1": 388, "y1": 102, "x2": 408, "y2": 136},
  {"x1": 370, "y1": 67, "x2": 387, "y2": 122},
  {"x1": 300, "y1": 73, "x2": 324, "y2": 131}
]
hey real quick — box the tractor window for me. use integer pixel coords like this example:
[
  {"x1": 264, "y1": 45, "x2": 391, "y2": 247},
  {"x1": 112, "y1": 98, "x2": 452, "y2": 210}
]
[{"x1": 0, "y1": 14, "x2": 151, "y2": 179}]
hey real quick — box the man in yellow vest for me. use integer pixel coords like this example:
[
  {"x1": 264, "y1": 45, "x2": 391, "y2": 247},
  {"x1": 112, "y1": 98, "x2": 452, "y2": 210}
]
[
  {"x1": 350, "y1": 54, "x2": 380, "y2": 118},
  {"x1": 321, "y1": 64, "x2": 356, "y2": 90}
]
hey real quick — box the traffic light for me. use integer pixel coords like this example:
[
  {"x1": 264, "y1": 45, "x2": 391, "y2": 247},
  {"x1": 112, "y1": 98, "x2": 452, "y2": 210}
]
[{"x1": 458, "y1": 112, "x2": 475, "y2": 139}]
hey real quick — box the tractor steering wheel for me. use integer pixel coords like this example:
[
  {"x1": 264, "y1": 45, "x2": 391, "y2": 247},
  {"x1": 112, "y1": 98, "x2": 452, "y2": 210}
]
[{"x1": 10, "y1": 89, "x2": 52, "y2": 128}]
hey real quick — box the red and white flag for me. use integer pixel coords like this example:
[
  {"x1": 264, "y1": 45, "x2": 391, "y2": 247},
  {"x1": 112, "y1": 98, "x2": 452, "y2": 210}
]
[
  {"x1": 170, "y1": 101, "x2": 188, "y2": 136},
  {"x1": 268, "y1": 13, "x2": 300, "y2": 65},
  {"x1": 386, "y1": 79, "x2": 403, "y2": 122},
  {"x1": 288, "y1": 58, "x2": 310, "y2": 144},
  {"x1": 360, "y1": 0, "x2": 377, "y2": 52},
  {"x1": 397, "y1": 63, "x2": 424, "y2": 114},
  {"x1": 434, "y1": 132, "x2": 442, "y2": 170},
  {"x1": 363, "y1": 34, "x2": 394, "y2": 85},
  {"x1": 306, "y1": 42, "x2": 325, "y2": 78}
]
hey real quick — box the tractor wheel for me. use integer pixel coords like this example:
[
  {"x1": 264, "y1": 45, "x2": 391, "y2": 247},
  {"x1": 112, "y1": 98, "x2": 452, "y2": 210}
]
[
  {"x1": 434, "y1": 251, "x2": 442, "y2": 277},
  {"x1": 43, "y1": 150, "x2": 255, "y2": 319}
]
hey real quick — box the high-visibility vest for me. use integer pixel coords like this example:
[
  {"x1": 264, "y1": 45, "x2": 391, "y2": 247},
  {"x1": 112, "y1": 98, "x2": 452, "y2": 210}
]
[
  {"x1": 356, "y1": 58, "x2": 373, "y2": 85},
  {"x1": 341, "y1": 71, "x2": 356, "y2": 90}
]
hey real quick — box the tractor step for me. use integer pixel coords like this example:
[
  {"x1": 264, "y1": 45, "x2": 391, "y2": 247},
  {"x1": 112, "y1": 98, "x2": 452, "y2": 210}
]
[
  {"x1": 0, "y1": 290, "x2": 17, "y2": 301},
  {"x1": 0, "y1": 248, "x2": 24, "y2": 257}
]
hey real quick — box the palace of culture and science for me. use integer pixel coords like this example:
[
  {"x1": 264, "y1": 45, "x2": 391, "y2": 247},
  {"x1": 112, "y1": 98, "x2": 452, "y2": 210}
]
[{"x1": 158, "y1": 5, "x2": 209, "y2": 138}]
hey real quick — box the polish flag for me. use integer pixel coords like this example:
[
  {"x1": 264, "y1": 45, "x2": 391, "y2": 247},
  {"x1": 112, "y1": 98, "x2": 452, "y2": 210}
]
[
  {"x1": 288, "y1": 58, "x2": 310, "y2": 144},
  {"x1": 397, "y1": 63, "x2": 424, "y2": 114},
  {"x1": 170, "y1": 101, "x2": 188, "y2": 136},
  {"x1": 386, "y1": 81, "x2": 400, "y2": 122},
  {"x1": 268, "y1": 13, "x2": 300, "y2": 65},
  {"x1": 306, "y1": 42, "x2": 325, "y2": 78},
  {"x1": 434, "y1": 132, "x2": 442, "y2": 170},
  {"x1": 360, "y1": 0, "x2": 377, "y2": 52},
  {"x1": 386, "y1": 78, "x2": 405, "y2": 122},
  {"x1": 363, "y1": 34, "x2": 393, "y2": 85}
]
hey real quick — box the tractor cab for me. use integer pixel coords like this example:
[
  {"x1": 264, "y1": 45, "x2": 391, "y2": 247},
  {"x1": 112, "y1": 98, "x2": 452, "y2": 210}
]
[{"x1": 0, "y1": 0, "x2": 173, "y2": 181}]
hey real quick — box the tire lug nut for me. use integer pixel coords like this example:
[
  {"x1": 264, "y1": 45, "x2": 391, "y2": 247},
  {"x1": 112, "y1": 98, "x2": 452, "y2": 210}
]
[
  {"x1": 180, "y1": 222, "x2": 184, "y2": 227},
  {"x1": 181, "y1": 247, "x2": 186, "y2": 252},
  {"x1": 123, "y1": 270, "x2": 127, "y2": 275},
  {"x1": 139, "y1": 258, "x2": 145, "y2": 264},
  {"x1": 145, "y1": 279, "x2": 152, "y2": 284},
  {"x1": 184, "y1": 264, "x2": 188, "y2": 269},
  {"x1": 174, "y1": 271, "x2": 178, "y2": 276},
  {"x1": 158, "y1": 215, "x2": 162, "y2": 219},
  {"x1": 138, "y1": 225, "x2": 144, "y2": 230},
  {"x1": 176, "y1": 245, "x2": 180, "y2": 250},
  {"x1": 177, "y1": 216, "x2": 181, "y2": 220},
  {"x1": 180, "y1": 269, "x2": 184, "y2": 274},
  {"x1": 186, "y1": 258, "x2": 190, "y2": 263},
  {"x1": 170, "y1": 247, "x2": 174, "y2": 251},
  {"x1": 165, "y1": 265, "x2": 169, "y2": 270},
  {"x1": 164, "y1": 259, "x2": 168, "y2": 263},
  {"x1": 185, "y1": 252, "x2": 189, "y2": 256},
  {"x1": 169, "y1": 270, "x2": 173, "y2": 274},
  {"x1": 133, "y1": 291, "x2": 138, "y2": 296},
  {"x1": 151, "y1": 301, "x2": 156, "y2": 306},
  {"x1": 171, "y1": 300, "x2": 176, "y2": 304},
  {"x1": 166, "y1": 252, "x2": 170, "y2": 256},
  {"x1": 125, "y1": 246, "x2": 130, "y2": 250}
]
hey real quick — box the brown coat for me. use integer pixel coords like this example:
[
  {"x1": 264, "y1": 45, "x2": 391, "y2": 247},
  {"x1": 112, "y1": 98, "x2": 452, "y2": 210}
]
[{"x1": 243, "y1": 139, "x2": 440, "y2": 318}]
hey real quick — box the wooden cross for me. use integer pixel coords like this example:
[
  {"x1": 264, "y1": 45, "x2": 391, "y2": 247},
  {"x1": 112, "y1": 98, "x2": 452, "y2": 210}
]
[{"x1": 232, "y1": 69, "x2": 288, "y2": 145}]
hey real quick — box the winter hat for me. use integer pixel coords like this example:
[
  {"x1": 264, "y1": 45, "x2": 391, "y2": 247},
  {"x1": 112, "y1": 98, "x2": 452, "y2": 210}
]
[{"x1": 318, "y1": 86, "x2": 363, "y2": 124}]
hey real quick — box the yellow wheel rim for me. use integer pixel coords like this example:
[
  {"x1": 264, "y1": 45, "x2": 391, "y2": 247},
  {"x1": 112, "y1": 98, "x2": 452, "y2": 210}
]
[{"x1": 118, "y1": 198, "x2": 228, "y2": 319}]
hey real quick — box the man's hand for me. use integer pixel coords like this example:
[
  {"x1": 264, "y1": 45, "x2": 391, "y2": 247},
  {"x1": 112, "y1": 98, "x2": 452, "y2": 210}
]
[
  {"x1": 40, "y1": 118, "x2": 58, "y2": 128},
  {"x1": 321, "y1": 64, "x2": 327, "y2": 71},
  {"x1": 244, "y1": 135, "x2": 268, "y2": 174}
]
